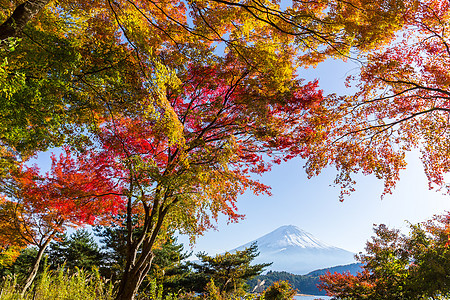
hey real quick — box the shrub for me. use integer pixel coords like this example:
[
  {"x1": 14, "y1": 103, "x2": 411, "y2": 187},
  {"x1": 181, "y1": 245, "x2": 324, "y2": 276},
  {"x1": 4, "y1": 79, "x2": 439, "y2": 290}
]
[{"x1": 263, "y1": 280, "x2": 297, "y2": 300}]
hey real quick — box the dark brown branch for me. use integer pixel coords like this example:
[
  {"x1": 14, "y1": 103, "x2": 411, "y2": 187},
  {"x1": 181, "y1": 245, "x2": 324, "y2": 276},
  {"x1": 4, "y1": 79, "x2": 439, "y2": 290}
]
[{"x1": 0, "y1": 0, "x2": 50, "y2": 41}]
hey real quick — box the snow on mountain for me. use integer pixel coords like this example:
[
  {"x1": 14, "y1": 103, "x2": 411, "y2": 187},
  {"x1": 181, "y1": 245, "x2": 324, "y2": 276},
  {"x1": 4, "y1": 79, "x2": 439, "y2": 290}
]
[
  {"x1": 232, "y1": 225, "x2": 356, "y2": 275},
  {"x1": 249, "y1": 225, "x2": 332, "y2": 249}
]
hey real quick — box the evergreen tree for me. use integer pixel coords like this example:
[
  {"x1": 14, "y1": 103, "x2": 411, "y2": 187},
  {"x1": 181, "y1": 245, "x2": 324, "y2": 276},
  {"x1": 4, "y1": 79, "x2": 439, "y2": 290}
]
[
  {"x1": 47, "y1": 229, "x2": 103, "y2": 271},
  {"x1": 148, "y1": 237, "x2": 191, "y2": 286},
  {"x1": 184, "y1": 243, "x2": 271, "y2": 297}
]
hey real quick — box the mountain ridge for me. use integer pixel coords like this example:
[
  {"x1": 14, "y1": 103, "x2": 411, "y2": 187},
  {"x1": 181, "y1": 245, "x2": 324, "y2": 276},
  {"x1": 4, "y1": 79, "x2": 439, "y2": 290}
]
[{"x1": 248, "y1": 263, "x2": 363, "y2": 296}]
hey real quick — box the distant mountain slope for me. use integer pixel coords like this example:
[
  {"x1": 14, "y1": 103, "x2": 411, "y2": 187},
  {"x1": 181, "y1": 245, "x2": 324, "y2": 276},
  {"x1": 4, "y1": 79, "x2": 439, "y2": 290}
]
[
  {"x1": 232, "y1": 225, "x2": 356, "y2": 275},
  {"x1": 307, "y1": 262, "x2": 363, "y2": 277},
  {"x1": 247, "y1": 263, "x2": 363, "y2": 296}
]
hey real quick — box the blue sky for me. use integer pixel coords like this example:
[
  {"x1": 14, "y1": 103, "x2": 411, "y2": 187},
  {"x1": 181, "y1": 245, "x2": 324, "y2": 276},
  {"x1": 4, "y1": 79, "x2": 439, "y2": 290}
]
[{"x1": 178, "y1": 58, "x2": 450, "y2": 255}]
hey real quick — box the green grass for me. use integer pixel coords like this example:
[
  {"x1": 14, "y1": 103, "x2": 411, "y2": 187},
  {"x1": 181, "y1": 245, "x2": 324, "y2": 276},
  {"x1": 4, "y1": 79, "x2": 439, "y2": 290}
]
[{"x1": 0, "y1": 266, "x2": 114, "y2": 300}]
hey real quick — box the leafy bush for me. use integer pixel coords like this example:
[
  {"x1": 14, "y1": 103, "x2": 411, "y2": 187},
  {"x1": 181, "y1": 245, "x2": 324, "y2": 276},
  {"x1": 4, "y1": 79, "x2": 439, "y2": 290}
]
[{"x1": 263, "y1": 281, "x2": 297, "y2": 300}]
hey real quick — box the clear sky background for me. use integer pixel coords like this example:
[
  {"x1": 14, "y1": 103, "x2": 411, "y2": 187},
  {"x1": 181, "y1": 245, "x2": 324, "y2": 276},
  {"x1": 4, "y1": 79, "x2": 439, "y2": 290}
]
[{"x1": 178, "y1": 58, "x2": 450, "y2": 256}]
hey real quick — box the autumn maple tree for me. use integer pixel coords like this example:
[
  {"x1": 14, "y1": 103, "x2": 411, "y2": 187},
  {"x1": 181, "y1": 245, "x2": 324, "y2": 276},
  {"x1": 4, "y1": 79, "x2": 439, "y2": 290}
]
[
  {"x1": 60, "y1": 54, "x2": 323, "y2": 299},
  {"x1": 0, "y1": 150, "x2": 122, "y2": 294}
]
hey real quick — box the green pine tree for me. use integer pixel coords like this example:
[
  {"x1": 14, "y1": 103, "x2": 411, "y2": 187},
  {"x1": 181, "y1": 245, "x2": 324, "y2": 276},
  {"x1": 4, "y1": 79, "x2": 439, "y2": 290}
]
[
  {"x1": 47, "y1": 229, "x2": 103, "y2": 271},
  {"x1": 185, "y1": 243, "x2": 272, "y2": 297}
]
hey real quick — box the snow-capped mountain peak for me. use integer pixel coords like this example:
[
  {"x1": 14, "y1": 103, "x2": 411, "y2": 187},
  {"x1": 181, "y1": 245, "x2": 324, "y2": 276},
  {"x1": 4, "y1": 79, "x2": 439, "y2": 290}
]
[
  {"x1": 255, "y1": 225, "x2": 332, "y2": 249},
  {"x1": 231, "y1": 225, "x2": 355, "y2": 275}
]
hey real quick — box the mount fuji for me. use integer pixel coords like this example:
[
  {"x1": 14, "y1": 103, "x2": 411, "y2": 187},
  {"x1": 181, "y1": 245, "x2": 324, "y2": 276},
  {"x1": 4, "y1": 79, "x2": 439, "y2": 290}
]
[{"x1": 232, "y1": 225, "x2": 356, "y2": 275}]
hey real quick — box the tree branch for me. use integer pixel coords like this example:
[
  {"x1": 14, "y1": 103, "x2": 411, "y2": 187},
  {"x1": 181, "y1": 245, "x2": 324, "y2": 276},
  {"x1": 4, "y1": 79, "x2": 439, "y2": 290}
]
[{"x1": 0, "y1": 0, "x2": 50, "y2": 41}]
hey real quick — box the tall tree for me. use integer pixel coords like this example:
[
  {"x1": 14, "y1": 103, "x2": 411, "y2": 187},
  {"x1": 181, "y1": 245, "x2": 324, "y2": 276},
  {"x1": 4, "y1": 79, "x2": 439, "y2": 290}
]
[
  {"x1": 94, "y1": 217, "x2": 132, "y2": 281},
  {"x1": 0, "y1": 2, "x2": 145, "y2": 156},
  {"x1": 144, "y1": 235, "x2": 191, "y2": 295},
  {"x1": 62, "y1": 53, "x2": 322, "y2": 299}
]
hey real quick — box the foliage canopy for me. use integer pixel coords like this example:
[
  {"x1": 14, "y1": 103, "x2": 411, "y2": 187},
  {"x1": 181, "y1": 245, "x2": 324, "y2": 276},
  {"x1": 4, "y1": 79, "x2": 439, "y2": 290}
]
[{"x1": 0, "y1": 0, "x2": 432, "y2": 299}]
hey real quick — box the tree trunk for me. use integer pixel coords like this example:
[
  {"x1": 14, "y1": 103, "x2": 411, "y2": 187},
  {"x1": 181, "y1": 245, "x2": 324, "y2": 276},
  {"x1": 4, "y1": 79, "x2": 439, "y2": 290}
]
[
  {"x1": 115, "y1": 253, "x2": 154, "y2": 300},
  {"x1": 115, "y1": 185, "x2": 172, "y2": 300},
  {"x1": 0, "y1": 0, "x2": 51, "y2": 42},
  {"x1": 20, "y1": 238, "x2": 51, "y2": 296}
]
